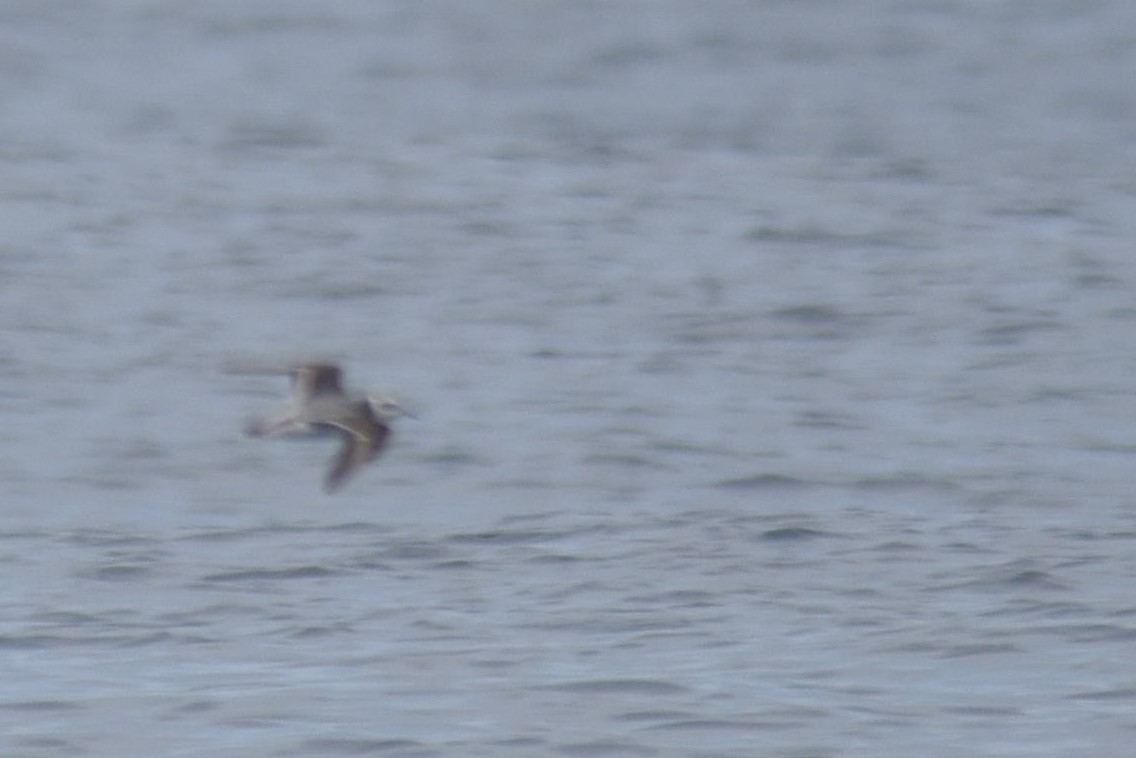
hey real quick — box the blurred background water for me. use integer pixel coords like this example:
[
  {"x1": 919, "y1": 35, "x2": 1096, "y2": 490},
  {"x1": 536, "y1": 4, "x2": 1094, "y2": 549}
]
[{"x1": 3, "y1": 1, "x2": 1136, "y2": 756}]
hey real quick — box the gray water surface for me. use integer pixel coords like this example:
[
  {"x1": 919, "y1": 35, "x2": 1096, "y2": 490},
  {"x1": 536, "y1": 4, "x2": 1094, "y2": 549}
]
[{"x1": 3, "y1": 2, "x2": 1136, "y2": 756}]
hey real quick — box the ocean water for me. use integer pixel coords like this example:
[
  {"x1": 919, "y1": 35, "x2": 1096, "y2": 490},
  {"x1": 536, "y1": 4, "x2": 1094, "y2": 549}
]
[{"x1": 3, "y1": 1, "x2": 1136, "y2": 756}]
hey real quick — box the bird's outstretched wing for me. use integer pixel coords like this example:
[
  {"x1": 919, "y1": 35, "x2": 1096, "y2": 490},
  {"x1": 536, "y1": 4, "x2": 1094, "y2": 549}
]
[
  {"x1": 292, "y1": 363, "x2": 345, "y2": 400},
  {"x1": 321, "y1": 413, "x2": 390, "y2": 493}
]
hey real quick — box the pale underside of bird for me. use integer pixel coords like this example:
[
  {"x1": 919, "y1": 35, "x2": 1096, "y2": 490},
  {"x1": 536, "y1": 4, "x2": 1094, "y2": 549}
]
[{"x1": 237, "y1": 361, "x2": 405, "y2": 493}]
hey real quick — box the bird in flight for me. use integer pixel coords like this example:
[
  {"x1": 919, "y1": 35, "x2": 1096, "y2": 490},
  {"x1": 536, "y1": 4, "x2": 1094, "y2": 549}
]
[{"x1": 238, "y1": 361, "x2": 409, "y2": 493}]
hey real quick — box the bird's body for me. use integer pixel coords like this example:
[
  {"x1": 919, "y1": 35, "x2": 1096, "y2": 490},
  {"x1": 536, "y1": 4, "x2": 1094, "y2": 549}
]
[{"x1": 241, "y1": 362, "x2": 405, "y2": 493}]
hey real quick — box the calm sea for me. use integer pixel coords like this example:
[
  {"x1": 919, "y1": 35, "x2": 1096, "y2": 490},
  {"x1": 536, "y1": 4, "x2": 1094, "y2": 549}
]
[{"x1": 2, "y1": 2, "x2": 1136, "y2": 756}]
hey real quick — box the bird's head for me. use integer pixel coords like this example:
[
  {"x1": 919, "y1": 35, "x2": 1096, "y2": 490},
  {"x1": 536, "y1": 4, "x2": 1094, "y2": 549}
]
[{"x1": 366, "y1": 394, "x2": 415, "y2": 420}]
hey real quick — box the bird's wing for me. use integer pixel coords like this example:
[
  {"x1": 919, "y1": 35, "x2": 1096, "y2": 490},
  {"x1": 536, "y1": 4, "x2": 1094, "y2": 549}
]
[
  {"x1": 292, "y1": 363, "x2": 344, "y2": 399},
  {"x1": 321, "y1": 416, "x2": 389, "y2": 493}
]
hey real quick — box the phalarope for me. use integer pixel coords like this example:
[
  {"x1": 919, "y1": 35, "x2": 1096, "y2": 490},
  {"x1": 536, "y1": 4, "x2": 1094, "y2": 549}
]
[{"x1": 241, "y1": 362, "x2": 408, "y2": 493}]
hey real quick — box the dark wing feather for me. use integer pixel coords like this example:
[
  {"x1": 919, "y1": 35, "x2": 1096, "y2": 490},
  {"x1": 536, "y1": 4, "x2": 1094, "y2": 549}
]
[
  {"x1": 320, "y1": 412, "x2": 390, "y2": 493},
  {"x1": 292, "y1": 364, "x2": 344, "y2": 400}
]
